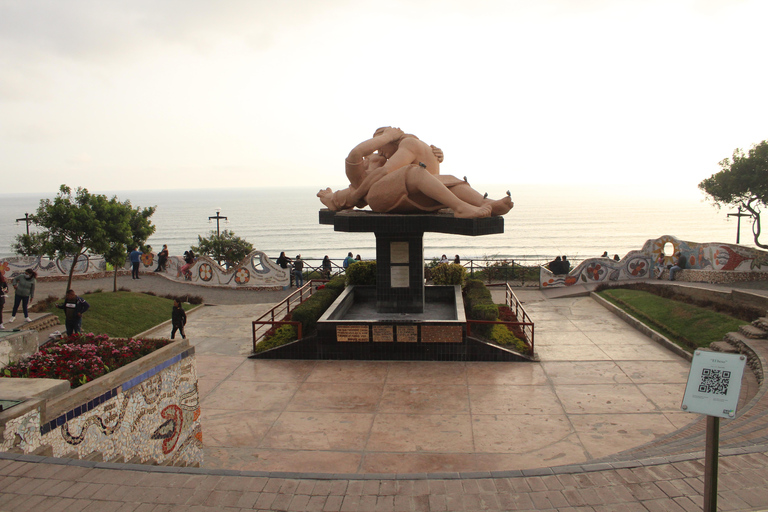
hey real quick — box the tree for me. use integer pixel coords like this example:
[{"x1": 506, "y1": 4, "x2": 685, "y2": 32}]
[
  {"x1": 699, "y1": 140, "x2": 768, "y2": 249},
  {"x1": 103, "y1": 201, "x2": 156, "y2": 291},
  {"x1": 14, "y1": 185, "x2": 155, "y2": 294},
  {"x1": 192, "y1": 229, "x2": 254, "y2": 268}
]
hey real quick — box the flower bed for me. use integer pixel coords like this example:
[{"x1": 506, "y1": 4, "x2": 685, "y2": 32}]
[{"x1": 0, "y1": 333, "x2": 173, "y2": 388}]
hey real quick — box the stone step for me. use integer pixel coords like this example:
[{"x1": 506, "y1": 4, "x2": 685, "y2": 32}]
[
  {"x1": 16, "y1": 313, "x2": 60, "y2": 333},
  {"x1": 741, "y1": 323, "x2": 768, "y2": 339},
  {"x1": 753, "y1": 317, "x2": 768, "y2": 331},
  {"x1": 709, "y1": 340, "x2": 740, "y2": 353},
  {"x1": 724, "y1": 331, "x2": 756, "y2": 349}
]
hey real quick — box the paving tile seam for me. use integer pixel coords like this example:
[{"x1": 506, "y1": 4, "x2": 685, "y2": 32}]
[{"x1": 3, "y1": 446, "x2": 768, "y2": 481}]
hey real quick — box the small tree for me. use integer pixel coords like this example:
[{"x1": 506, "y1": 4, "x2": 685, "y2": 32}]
[
  {"x1": 192, "y1": 229, "x2": 253, "y2": 268},
  {"x1": 103, "y1": 201, "x2": 156, "y2": 291},
  {"x1": 699, "y1": 140, "x2": 768, "y2": 249}
]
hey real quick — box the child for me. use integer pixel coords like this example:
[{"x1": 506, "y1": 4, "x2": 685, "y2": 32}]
[{"x1": 171, "y1": 299, "x2": 187, "y2": 339}]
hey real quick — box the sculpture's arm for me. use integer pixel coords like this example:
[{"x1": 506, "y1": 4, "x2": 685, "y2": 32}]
[{"x1": 346, "y1": 127, "x2": 403, "y2": 163}]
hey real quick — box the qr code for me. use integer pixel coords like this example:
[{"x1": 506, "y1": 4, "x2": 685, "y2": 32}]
[{"x1": 698, "y1": 368, "x2": 731, "y2": 395}]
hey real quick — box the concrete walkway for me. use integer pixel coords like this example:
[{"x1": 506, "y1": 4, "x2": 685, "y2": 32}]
[{"x1": 2, "y1": 278, "x2": 768, "y2": 510}]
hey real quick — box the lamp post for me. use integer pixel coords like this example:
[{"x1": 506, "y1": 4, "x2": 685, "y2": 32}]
[
  {"x1": 208, "y1": 208, "x2": 228, "y2": 236},
  {"x1": 727, "y1": 206, "x2": 750, "y2": 244},
  {"x1": 15, "y1": 213, "x2": 32, "y2": 236}
]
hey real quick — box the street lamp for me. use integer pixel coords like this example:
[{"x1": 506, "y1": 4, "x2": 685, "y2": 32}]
[
  {"x1": 727, "y1": 206, "x2": 751, "y2": 244},
  {"x1": 15, "y1": 213, "x2": 32, "y2": 236},
  {"x1": 208, "y1": 208, "x2": 228, "y2": 236}
]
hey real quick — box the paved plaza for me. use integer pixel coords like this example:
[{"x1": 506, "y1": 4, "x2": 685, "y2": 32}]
[{"x1": 2, "y1": 275, "x2": 768, "y2": 510}]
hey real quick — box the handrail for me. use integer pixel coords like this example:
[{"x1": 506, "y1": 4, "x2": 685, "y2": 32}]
[
  {"x1": 484, "y1": 282, "x2": 535, "y2": 354},
  {"x1": 251, "y1": 279, "x2": 326, "y2": 352}
]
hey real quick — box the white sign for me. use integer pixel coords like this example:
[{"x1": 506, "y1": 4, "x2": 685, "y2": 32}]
[{"x1": 681, "y1": 350, "x2": 746, "y2": 419}]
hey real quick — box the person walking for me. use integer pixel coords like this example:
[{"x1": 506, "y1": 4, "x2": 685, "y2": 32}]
[
  {"x1": 129, "y1": 246, "x2": 143, "y2": 279},
  {"x1": 155, "y1": 245, "x2": 169, "y2": 272},
  {"x1": 57, "y1": 289, "x2": 90, "y2": 336},
  {"x1": 9, "y1": 269, "x2": 36, "y2": 324},
  {"x1": 293, "y1": 255, "x2": 304, "y2": 287},
  {"x1": 171, "y1": 299, "x2": 187, "y2": 339},
  {"x1": 0, "y1": 273, "x2": 8, "y2": 329}
]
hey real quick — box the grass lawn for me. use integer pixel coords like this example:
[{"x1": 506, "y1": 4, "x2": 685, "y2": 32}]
[
  {"x1": 597, "y1": 288, "x2": 747, "y2": 352},
  {"x1": 46, "y1": 291, "x2": 196, "y2": 338}
]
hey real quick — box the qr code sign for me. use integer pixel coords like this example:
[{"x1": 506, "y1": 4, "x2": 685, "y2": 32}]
[{"x1": 698, "y1": 368, "x2": 731, "y2": 395}]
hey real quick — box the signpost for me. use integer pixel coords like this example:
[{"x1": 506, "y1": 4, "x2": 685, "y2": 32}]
[{"x1": 681, "y1": 350, "x2": 747, "y2": 512}]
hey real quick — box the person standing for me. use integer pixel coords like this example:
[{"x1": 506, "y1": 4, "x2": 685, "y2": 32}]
[
  {"x1": 322, "y1": 255, "x2": 332, "y2": 279},
  {"x1": 276, "y1": 252, "x2": 292, "y2": 286},
  {"x1": 454, "y1": 255, "x2": 461, "y2": 265},
  {"x1": 130, "y1": 246, "x2": 143, "y2": 279},
  {"x1": 0, "y1": 273, "x2": 8, "y2": 329},
  {"x1": 343, "y1": 252, "x2": 355, "y2": 270},
  {"x1": 293, "y1": 255, "x2": 304, "y2": 287},
  {"x1": 155, "y1": 244, "x2": 169, "y2": 272},
  {"x1": 171, "y1": 299, "x2": 187, "y2": 339},
  {"x1": 57, "y1": 289, "x2": 90, "y2": 336},
  {"x1": 440, "y1": 254, "x2": 449, "y2": 264},
  {"x1": 9, "y1": 269, "x2": 37, "y2": 324}
]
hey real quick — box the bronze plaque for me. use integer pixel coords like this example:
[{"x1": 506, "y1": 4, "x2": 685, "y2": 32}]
[
  {"x1": 337, "y1": 325, "x2": 369, "y2": 342},
  {"x1": 421, "y1": 325, "x2": 463, "y2": 343},
  {"x1": 372, "y1": 325, "x2": 394, "y2": 342},
  {"x1": 396, "y1": 325, "x2": 418, "y2": 343}
]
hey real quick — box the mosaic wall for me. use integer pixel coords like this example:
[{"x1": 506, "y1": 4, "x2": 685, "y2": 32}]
[
  {"x1": 541, "y1": 234, "x2": 768, "y2": 288},
  {"x1": 0, "y1": 348, "x2": 202, "y2": 466},
  {"x1": 0, "y1": 250, "x2": 289, "y2": 289}
]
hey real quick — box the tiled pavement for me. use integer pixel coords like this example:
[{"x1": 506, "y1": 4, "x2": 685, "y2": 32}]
[{"x1": 3, "y1": 281, "x2": 768, "y2": 510}]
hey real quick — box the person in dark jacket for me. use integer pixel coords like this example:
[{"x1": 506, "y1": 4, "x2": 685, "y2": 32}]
[
  {"x1": 669, "y1": 252, "x2": 686, "y2": 281},
  {"x1": 171, "y1": 299, "x2": 187, "y2": 339},
  {"x1": 155, "y1": 245, "x2": 169, "y2": 272},
  {"x1": 322, "y1": 255, "x2": 332, "y2": 279},
  {"x1": 293, "y1": 255, "x2": 304, "y2": 287},
  {"x1": 57, "y1": 289, "x2": 90, "y2": 335},
  {"x1": 561, "y1": 255, "x2": 571, "y2": 274},
  {"x1": 548, "y1": 256, "x2": 563, "y2": 274},
  {"x1": 0, "y1": 273, "x2": 8, "y2": 329}
]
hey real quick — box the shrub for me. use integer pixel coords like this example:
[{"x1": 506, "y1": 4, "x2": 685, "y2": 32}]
[
  {"x1": 254, "y1": 324, "x2": 298, "y2": 354},
  {"x1": 431, "y1": 263, "x2": 466, "y2": 286},
  {"x1": 30, "y1": 295, "x2": 60, "y2": 313},
  {"x1": 290, "y1": 285, "x2": 346, "y2": 335},
  {"x1": 463, "y1": 279, "x2": 498, "y2": 337},
  {"x1": 324, "y1": 275, "x2": 347, "y2": 293},
  {"x1": 346, "y1": 260, "x2": 376, "y2": 286},
  {"x1": 490, "y1": 324, "x2": 529, "y2": 354}
]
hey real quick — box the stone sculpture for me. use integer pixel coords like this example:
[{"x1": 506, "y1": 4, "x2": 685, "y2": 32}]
[{"x1": 318, "y1": 127, "x2": 513, "y2": 219}]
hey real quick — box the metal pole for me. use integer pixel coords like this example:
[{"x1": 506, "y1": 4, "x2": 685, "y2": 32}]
[
  {"x1": 15, "y1": 213, "x2": 31, "y2": 236},
  {"x1": 703, "y1": 415, "x2": 720, "y2": 512},
  {"x1": 727, "y1": 206, "x2": 750, "y2": 244}
]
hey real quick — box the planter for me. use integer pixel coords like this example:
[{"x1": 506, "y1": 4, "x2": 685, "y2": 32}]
[{"x1": 0, "y1": 339, "x2": 202, "y2": 467}]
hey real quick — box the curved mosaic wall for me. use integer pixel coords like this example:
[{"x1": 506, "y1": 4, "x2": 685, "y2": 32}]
[
  {"x1": 0, "y1": 250, "x2": 290, "y2": 289},
  {"x1": 541, "y1": 235, "x2": 768, "y2": 288}
]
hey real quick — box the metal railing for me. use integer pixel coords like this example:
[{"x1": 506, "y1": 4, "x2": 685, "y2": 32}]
[
  {"x1": 251, "y1": 279, "x2": 326, "y2": 351},
  {"x1": 466, "y1": 283, "x2": 535, "y2": 355}
]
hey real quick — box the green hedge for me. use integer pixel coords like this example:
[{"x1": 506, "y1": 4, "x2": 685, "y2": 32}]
[
  {"x1": 346, "y1": 260, "x2": 377, "y2": 286},
  {"x1": 253, "y1": 324, "x2": 298, "y2": 354},
  {"x1": 463, "y1": 279, "x2": 499, "y2": 337},
  {"x1": 431, "y1": 263, "x2": 467, "y2": 286},
  {"x1": 489, "y1": 324, "x2": 529, "y2": 354}
]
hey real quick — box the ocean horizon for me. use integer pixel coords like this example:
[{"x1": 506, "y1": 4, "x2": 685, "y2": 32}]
[{"x1": 0, "y1": 184, "x2": 756, "y2": 265}]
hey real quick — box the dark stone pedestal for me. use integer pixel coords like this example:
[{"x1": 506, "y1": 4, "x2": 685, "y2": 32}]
[{"x1": 319, "y1": 209, "x2": 503, "y2": 314}]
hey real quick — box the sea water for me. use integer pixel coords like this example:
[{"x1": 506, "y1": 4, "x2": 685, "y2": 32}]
[{"x1": 0, "y1": 184, "x2": 754, "y2": 265}]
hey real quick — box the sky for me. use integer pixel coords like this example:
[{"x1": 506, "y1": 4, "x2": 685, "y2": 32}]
[{"x1": 1, "y1": 0, "x2": 767, "y2": 197}]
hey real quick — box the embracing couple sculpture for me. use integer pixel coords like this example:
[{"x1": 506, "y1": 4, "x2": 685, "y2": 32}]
[{"x1": 318, "y1": 127, "x2": 513, "y2": 219}]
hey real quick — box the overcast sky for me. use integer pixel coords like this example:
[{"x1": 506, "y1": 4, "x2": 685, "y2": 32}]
[{"x1": 1, "y1": 0, "x2": 766, "y2": 196}]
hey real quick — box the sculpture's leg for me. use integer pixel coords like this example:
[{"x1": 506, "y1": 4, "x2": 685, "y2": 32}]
[
  {"x1": 404, "y1": 166, "x2": 492, "y2": 219},
  {"x1": 449, "y1": 183, "x2": 514, "y2": 216}
]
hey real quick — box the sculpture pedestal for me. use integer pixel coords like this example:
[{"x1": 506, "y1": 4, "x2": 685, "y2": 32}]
[{"x1": 319, "y1": 209, "x2": 504, "y2": 314}]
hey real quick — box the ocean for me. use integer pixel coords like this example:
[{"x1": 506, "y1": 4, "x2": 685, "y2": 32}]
[{"x1": 0, "y1": 184, "x2": 755, "y2": 266}]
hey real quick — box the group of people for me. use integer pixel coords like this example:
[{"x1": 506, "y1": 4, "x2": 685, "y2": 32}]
[
  {"x1": 600, "y1": 251, "x2": 621, "y2": 261},
  {"x1": 439, "y1": 254, "x2": 461, "y2": 265},
  {"x1": 547, "y1": 256, "x2": 571, "y2": 275},
  {"x1": 657, "y1": 251, "x2": 687, "y2": 281},
  {"x1": 0, "y1": 268, "x2": 91, "y2": 336},
  {"x1": 276, "y1": 252, "x2": 306, "y2": 287}
]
